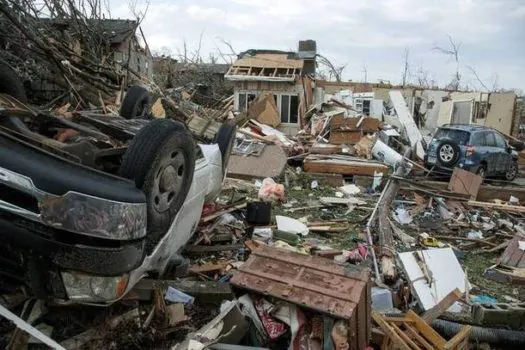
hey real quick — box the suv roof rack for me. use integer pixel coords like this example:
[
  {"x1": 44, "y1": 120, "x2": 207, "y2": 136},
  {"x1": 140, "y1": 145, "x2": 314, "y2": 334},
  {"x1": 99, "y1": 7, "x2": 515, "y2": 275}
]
[{"x1": 441, "y1": 124, "x2": 491, "y2": 130}]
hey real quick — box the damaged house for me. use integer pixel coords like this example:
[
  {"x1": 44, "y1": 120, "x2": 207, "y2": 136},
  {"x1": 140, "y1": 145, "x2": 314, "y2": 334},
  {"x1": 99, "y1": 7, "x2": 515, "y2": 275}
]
[
  {"x1": 225, "y1": 40, "x2": 316, "y2": 135},
  {"x1": 317, "y1": 81, "x2": 520, "y2": 137}
]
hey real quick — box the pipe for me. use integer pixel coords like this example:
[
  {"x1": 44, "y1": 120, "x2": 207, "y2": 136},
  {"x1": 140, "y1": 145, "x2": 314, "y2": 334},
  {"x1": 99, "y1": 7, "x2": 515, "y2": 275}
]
[
  {"x1": 432, "y1": 319, "x2": 525, "y2": 347},
  {"x1": 365, "y1": 178, "x2": 390, "y2": 285}
]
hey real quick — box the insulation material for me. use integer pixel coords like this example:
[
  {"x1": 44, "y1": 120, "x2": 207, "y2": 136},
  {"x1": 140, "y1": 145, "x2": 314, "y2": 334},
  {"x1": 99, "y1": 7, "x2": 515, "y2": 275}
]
[{"x1": 389, "y1": 90, "x2": 425, "y2": 159}]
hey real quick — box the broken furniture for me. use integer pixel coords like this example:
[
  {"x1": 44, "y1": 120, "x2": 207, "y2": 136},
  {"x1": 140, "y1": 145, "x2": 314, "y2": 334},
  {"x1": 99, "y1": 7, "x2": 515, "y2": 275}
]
[
  {"x1": 484, "y1": 234, "x2": 525, "y2": 285},
  {"x1": 329, "y1": 115, "x2": 383, "y2": 145},
  {"x1": 373, "y1": 310, "x2": 472, "y2": 350},
  {"x1": 230, "y1": 245, "x2": 371, "y2": 350},
  {"x1": 304, "y1": 155, "x2": 388, "y2": 177}
]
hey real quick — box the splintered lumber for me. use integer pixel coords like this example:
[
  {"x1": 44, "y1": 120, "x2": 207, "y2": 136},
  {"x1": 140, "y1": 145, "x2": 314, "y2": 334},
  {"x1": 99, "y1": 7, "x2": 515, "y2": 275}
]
[
  {"x1": 421, "y1": 288, "x2": 463, "y2": 323},
  {"x1": 378, "y1": 149, "x2": 412, "y2": 282},
  {"x1": 466, "y1": 200, "x2": 525, "y2": 213},
  {"x1": 434, "y1": 236, "x2": 498, "y2": 247},
  {"x1": 304, "y1": 157, "x2": 388, "y2": 176},
  {"x1": 184, "y1": 244, "x2": 244, "y2": 255}
]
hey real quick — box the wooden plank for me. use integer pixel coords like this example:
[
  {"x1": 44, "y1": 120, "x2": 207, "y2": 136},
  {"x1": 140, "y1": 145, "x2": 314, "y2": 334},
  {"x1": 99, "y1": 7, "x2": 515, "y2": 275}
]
[
  {"x1": 184, "y1": 244, "x2": 244, "y2": 255},
  {"x1": 422, "y1": 288, "x2": 463, "y2": 323},
  {"x1": 189, "y1": 262, "x2": 231, "y2": 274},
  {"x1": 419, "y1": 180, "x2": 525, "y2": 204},
  {"x1": 372, "y1": 312, "x2": 411, "y2": 350},
  {"x1": 434, "y1": 235, "x2": 498, "y2": 247},
  {"x1": 404, "y1": 323, "x2": 435, "y2": 350},
  {"x1": 467, "y1": 200, "x2": 525, "y2": 213},
  {"x1": 201, "y1": 202, "x2": 247, "y2": 223},
  {"x1": 390, "y1": 322, "x2": 421, "y2": 350},
  {"x1": 405, "y1": 310, "x2": 446, "y2": 348},
  {"x1": 304, "y1": 159, "x2": 388, "y2": 177}
]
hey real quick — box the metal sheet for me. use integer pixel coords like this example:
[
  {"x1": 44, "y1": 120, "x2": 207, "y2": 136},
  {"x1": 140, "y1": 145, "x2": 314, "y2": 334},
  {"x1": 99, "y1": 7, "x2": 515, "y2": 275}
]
[{"x1": 230, "y1": 245, "x2": 370, "y2": 319}]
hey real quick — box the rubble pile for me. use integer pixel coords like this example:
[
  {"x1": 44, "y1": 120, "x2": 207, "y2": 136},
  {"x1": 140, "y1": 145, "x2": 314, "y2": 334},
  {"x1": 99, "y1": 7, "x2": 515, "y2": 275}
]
[{"x1": 1, "y1": 5, "x2": 525, "y2": 350}]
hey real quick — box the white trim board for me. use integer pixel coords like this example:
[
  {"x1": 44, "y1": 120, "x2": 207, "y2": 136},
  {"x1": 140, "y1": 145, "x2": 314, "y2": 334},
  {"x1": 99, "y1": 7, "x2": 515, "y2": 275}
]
[{"x1": 398, "y1": 248, "x2": 470, "y2": 311}]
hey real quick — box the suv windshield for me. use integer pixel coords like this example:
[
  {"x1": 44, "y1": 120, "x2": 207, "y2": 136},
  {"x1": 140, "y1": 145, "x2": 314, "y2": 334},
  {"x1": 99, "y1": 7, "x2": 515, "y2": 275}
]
[{"x1": 434, "y1": 128, "x2": 470, "y2": 145}]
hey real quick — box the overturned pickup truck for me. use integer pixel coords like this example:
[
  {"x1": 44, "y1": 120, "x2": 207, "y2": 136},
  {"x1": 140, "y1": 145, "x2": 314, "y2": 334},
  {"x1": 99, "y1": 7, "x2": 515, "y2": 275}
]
[{"x1": 0, "y1": 60, "x2": 236, "y2": 304}]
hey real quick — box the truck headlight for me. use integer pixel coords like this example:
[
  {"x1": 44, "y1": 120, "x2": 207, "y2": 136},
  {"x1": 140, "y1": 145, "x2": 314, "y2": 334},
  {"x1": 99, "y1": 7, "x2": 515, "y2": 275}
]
[{"x1": 61, "y1": 271, "x2": 129, "y2": 302}]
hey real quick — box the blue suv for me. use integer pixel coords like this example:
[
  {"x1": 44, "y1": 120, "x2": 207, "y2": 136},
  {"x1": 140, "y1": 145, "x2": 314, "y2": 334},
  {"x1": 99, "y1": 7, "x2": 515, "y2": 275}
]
[{"x1": 424, "y1": 124, "x2": 519, "y2": 181}]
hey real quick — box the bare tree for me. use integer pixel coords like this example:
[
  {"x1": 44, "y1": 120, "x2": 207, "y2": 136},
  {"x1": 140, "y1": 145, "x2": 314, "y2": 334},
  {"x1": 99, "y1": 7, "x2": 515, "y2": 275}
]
[
  {"x1": 401, "y1": 47, "x2": 410, "y2": 87},
  {"x1": 316, "y1": 54, "x2": 345, "y2": 82},
  {"x1": 0, "y1": 0, "x2": 146, "y2": 106},
  {"x1": 466, "y1": 65, "x2": 500, "y2": 92},
  {"x1": 434, "y1": 35, "x2": 462, "y2": 90}
]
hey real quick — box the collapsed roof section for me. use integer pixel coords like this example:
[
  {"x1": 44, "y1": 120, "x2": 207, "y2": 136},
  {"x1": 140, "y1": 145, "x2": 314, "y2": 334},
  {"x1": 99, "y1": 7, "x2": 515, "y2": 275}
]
[{"x1": 225, "y1": 49, "x2": 304, "y2": 82}]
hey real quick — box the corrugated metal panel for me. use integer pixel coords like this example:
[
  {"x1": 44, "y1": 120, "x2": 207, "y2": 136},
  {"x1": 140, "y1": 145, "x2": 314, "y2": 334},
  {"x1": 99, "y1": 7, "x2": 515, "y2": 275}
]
[
  {"x1": 231, "y1": 246, "x2": 370, "y2": 319},
  {"x1": 499, "y1": 235, "x2": 525, "y2": 268}
]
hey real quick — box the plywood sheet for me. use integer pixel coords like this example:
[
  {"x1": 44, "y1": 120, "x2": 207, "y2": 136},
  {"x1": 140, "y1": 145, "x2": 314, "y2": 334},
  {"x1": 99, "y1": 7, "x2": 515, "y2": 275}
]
[{"x1": 227, "y1": 144, "x2": 286, "y2": 179}]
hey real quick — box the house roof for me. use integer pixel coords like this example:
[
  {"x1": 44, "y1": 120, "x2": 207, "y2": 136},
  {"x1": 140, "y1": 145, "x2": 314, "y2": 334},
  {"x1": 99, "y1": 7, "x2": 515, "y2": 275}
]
[
  {"x1": 233, "y1": 49, "x2": 303, "y2": 69},
  {"x1": 38, "y1": 18, "x2": 138, "y2": 44},
  {"x1": 226, "y1": 49, "x2": 303, "y2": 81}
]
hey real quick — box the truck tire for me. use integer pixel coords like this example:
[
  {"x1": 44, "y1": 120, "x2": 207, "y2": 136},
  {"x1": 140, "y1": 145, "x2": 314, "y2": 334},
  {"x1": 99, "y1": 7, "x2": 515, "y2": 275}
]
[
  {"x1": 0, "y1": 58, "x2": 27, "y2": 102},
  {"x1": 214, "y1": 120, "x2": 237, "y2": 176},
  {"x1": 436, "y1": 140, "x2": 460, "y2": 167},
  {"x1": 120, "y1": 85, "x2": 152, "y2": 119},
  {"x1": 119, "y1": 119, "x2": 196, "y2": 249}
]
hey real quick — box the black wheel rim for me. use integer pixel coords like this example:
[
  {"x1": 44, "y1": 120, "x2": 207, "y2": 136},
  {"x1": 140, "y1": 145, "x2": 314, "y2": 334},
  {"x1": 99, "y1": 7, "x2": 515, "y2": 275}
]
[
  {"x1": 152, "y1": 149, "x2": 186, "y2": 212},
  {"x1": 506, "y1": 164, "x2": 516, "y2": 180}
]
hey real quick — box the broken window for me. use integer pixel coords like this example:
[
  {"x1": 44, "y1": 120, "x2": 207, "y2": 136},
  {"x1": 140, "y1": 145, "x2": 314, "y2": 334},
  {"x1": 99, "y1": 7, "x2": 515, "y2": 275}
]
[
  {"x1": 355, "y1": 98, "x2": 371, "y2": 116},
  {"x1": 473, "y1": 101, "x2": 488, "y2": 121},
  {"x1": 238, "y1": 93, "x2": 247, "y2": 112},
  {"x1": 279, "y1": 94, "x2": 299, "y2": 124},
  {"x1": 237, "y1": 92, "x2": 257, "y2": 112}
]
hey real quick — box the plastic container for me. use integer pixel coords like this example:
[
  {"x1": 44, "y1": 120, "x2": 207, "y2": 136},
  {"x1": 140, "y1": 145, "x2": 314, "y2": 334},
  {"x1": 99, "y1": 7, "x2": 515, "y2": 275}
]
[{"x1": 372, "y1": 287, "x2": 393, "y2": 311}]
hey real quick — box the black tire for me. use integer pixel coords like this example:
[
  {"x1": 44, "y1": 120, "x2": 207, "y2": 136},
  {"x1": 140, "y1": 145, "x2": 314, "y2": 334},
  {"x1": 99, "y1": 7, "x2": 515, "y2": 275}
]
[
  {"x1": 0, "y1": 58, "x2": 27, "y2": 102},
  {"x1": 120, "y1": 85, "x2": 152, "y2": 119},
  {"x1": 505, "y1": 161, "x2": 518, "y2": 181},
  {"x1": 477, "y1": 164, "x2": 487, "y2": 179},
  {"x1": 119, "y1": 119, "x2": 196, "y2": 249},
  {"x1": 215, "y1": 120, "x2": 237, "y2": 176},
  {"x1": 436, "y1": 140, "x2": 460, "y2": 167}
]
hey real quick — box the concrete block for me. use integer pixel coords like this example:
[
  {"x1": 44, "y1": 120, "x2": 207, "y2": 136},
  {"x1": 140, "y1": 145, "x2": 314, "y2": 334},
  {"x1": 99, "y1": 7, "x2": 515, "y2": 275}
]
[{"x1": 472, "y1": 303, "x2": 525, "y2": 329}]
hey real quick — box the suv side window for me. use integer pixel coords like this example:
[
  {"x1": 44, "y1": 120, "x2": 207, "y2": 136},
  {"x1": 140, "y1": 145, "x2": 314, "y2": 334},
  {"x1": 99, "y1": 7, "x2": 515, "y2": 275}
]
[
  {"x1": 494, "y1": 132, "x2": 507, "y2": 149},
  {"x1": 485, "y1": 131, "x2": 496, "y2": 147},
  {"x1": 470, "y1": 132, "x2": 486, "y2": 146}
]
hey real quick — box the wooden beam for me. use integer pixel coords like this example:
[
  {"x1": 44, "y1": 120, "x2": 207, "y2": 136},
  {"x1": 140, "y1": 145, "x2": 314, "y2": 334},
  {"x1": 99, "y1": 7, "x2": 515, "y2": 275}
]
[
  {"x1": 184, "y1": 244, "x2": 244, "y2": 255},
  {"x1": 467, "y1": 200, "x2": 525, "y2": 213},
  {"x1": 421, "y1": 288, "x2": 463, "y2": 323},
  {"x1": 434, "y1": 235, "x2": 498, "y2": 247},
  {"x1": 129, "y1": 279, "x2": 233, "y2": 304},
  {"x1": 304, "y1": 159, "x2": 388, "y2": 177}
]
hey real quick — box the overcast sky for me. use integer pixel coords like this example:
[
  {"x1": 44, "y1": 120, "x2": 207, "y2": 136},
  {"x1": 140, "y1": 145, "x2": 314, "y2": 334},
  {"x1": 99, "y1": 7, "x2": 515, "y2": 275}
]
[{"x1": 111, "y1": 0, "x2": 525, "y2": 92}]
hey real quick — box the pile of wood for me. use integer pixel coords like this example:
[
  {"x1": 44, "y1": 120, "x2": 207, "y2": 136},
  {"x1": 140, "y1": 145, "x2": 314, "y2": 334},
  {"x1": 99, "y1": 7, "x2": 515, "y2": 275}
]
[{"x1": 0, "y1": 1, "x2": 136, "y2": 107}]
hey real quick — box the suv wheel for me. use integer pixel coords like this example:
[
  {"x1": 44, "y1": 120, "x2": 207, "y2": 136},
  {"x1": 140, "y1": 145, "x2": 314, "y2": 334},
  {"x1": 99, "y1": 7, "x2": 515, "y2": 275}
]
[
  {"x1": 505, "y1": 161, "x2": 518, "y2": 181},
  {"x1": 477, "y1": 164, "x2": 487, "y2": 179},
  {"x1": 437, "y1": 140, "x2": 460, "y2": 167}
]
